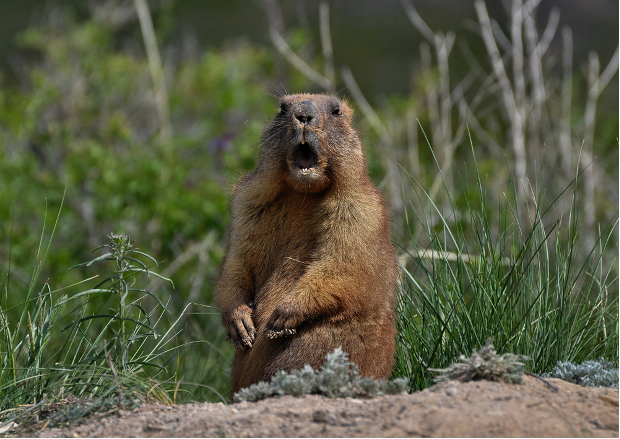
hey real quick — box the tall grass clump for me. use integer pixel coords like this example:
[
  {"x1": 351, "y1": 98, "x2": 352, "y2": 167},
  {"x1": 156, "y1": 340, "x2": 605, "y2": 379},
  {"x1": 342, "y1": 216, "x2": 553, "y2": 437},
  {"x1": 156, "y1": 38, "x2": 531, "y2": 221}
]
[
  {"x1": 394, "y1": 138, "x2": 618, "y2": 392},
  {"x1": 0, "y1": 220, "x2": 199, "y2": 431}
]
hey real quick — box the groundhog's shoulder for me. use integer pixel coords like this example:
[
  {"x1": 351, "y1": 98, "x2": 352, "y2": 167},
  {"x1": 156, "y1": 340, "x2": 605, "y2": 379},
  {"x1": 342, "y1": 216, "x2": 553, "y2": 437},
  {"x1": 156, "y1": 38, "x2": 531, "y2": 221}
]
[{"x1": 229, "y1": 169, "x2": 276, "y2": 210}]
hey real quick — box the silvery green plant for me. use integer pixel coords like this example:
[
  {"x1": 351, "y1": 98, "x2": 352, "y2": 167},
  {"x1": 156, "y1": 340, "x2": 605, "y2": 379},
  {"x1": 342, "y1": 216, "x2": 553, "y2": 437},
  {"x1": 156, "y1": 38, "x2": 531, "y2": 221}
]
[
  {"x1": 234, "y1": 348, "x2": 408, "y2": 402},
  {"x1": 543, "y1": 359, "x2": 619, "y2": 388}
]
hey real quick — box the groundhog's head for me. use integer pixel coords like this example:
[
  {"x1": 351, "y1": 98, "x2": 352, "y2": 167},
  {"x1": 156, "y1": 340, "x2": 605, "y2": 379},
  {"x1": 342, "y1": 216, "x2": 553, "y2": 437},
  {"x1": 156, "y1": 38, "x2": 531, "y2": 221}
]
[{"x1": 259, "y1": 93, "x2": 365, "y2": 194}]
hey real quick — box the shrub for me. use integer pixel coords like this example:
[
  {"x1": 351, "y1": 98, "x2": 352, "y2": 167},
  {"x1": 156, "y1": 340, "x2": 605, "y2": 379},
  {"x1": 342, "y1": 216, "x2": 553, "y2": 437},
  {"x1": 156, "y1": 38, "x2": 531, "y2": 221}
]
[
  {"x1": 234, "y1": 348, "x2": 409, "y2": 402},
  {"x1": 543, "y1": 359, "x2": 619, "y2": 389}
]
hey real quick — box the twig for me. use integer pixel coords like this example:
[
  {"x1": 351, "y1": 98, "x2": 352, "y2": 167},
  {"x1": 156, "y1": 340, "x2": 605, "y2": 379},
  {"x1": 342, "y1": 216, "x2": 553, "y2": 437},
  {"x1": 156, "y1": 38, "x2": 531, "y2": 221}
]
[
  {"x1": 401, "y1": 248, "x2": 511, "y2": 265},
  {"x1": 475, "y1": 0, "x2": 528, "y2": 222},
  {"x1": 319, "y1": 3, "x2": 335, "y2": 88},
  {"x1": 104, "y1": 344, "x2": 125, "y2": 409},
  {"x1": 581, "y1": 45, "x2": 619, "y2": 250},
  {"x1": 269, "y1": 28, "x2": 333, "y2": 91},
  {"x1": 0, "y1": 400, "x2": 46, "y2": 432},
  {"x1": 340, "y1": 67, "x2": 392, "y2": 146},
  {"x1": 490, "y1": 19, "x2": 511, "y2": 52},
  {"x1": 177, "y1": 245, "x2": 210, "y2": 326},
  {"x1": 406, "y1": 107, "x2": 420, "y2": 181},
  {"x1": 438, "y1": 31, "x2": 455, "y2": 187},
  {"x1": 145, "y1": 232, "x2": 216, "y2": 294},
  {"x1": 525, "y1": 371, "x2": 559, "y2": 392},
  {"x1": 262, "y1": 0, "x2": 284, "y2": 34},
  {"x1": 597, "y1": 46, "x2": 620, "y2": 91},
  {"x1": 133, "y1": 0, "x2": 172, "y2": 142},
  {"x1": 582, "y1": 53, "x2": 600, "y2": 254},
  {"x1": 536, "y1": 7, "x2": 560, "y2": 56},
  {"x1": 419, "y1": 41, "x2": 440, "y2": 152},
  {"x1": 523, "y1": 2, "x2": 546, "y2": 163},
  {"x1": 510, "y1": 0, "x2": 525, "y2": 127},
  {"x1": 559, "y1": 26, "x2": 573, "y2": 176},
  {"x1": 401, "y1": 0, "x2": 456, "y2": 187},
  {"x1": 399, "y1": 0, "x2": 436, "y2": 43}
]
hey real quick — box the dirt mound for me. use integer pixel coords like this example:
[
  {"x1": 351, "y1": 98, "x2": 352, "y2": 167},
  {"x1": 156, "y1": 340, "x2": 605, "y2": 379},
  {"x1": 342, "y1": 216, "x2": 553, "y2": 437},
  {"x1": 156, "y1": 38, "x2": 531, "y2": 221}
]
[{"x1": 34, "y1": 376, "x2": 618, "y2": 437}]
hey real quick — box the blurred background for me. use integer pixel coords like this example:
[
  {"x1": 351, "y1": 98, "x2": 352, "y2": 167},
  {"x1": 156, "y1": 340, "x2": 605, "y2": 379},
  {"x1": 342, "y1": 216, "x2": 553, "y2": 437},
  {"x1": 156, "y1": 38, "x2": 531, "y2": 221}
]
[
  {"x1": 0, "y1": 0, "x2": 617, "y2": 401},
  {"x1": 0, "y1": 1, "x2": 618, "y2": 97}
]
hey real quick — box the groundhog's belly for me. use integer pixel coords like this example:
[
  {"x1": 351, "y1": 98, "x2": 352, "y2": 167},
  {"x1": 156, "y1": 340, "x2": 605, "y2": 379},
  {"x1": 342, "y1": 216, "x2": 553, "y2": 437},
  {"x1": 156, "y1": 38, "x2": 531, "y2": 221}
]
[
  {"x1": 232, "y1": 309, "x2": 394, "y2": 392},
  {"x1": 250, "y1": 259, "x2": 308, "y2": 329}
]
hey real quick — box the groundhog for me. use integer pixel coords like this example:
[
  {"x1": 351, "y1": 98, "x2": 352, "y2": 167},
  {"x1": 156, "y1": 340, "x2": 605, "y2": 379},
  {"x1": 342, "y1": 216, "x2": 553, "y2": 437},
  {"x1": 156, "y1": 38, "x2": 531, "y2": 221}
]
[{"x1": 215, "y1": 93, "x2": 399, "y2": 394}]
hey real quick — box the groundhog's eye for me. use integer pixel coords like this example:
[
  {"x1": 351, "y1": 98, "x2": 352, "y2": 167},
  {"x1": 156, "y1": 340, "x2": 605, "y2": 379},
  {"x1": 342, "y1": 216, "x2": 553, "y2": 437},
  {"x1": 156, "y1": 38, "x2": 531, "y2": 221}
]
[
  {"x1": 331, "y1": 107, "x2": 341, "y2": 116},
  {"x1": 278, "y1": 103, "x2": 288, "y2": 115}
]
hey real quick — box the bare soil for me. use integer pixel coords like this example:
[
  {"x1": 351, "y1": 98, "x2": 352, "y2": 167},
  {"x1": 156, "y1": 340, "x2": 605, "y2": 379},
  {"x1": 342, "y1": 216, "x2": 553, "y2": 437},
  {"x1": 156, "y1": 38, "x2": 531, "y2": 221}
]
[{"x1": 32, "y1": 376, "x2": 618, "y2": 437}]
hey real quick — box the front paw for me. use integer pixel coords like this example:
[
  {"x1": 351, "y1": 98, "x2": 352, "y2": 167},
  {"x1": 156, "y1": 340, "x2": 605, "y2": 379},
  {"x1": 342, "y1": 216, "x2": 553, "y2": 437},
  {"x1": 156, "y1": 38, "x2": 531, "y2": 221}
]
[
  {"x1": 223, "y1": 304, "x2": 256, "y2": 349},
  {"x1": 264, "y1": 305, "x2": 303, "y2": 339}
]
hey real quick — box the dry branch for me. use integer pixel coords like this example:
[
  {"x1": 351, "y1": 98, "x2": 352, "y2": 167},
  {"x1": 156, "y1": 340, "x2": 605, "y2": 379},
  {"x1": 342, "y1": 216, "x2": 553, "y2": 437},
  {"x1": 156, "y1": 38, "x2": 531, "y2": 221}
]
[{"x1": 133, "y1": 0, "x2": 172, "y2": 142}]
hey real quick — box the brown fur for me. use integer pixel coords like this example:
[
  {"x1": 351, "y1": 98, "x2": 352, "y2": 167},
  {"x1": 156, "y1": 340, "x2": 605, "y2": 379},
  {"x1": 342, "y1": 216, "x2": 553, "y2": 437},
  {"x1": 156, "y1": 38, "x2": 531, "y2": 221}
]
[{"x1": 215, "y1": 93, "x2": 399, "y2": 394}]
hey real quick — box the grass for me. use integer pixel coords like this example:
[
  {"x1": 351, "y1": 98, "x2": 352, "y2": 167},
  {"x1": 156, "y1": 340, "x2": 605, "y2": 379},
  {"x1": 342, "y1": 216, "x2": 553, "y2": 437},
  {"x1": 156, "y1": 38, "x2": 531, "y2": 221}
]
[
  {"x1": 0, "y1": 206, "x2": 218, "y2": 433},
  {"x1": 0, "y1": 142, "x2": 617, "y2": 432},
  {"x1": 393, "y1": 136, "x2": 619, "y2": 392}
]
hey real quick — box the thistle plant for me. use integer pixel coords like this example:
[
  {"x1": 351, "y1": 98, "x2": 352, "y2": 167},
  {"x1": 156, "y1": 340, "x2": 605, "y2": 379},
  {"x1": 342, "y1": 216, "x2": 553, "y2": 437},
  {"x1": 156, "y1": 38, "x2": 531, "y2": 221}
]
[{"x1": 69, "y1": 233, "x2": 172, "y2": 373}]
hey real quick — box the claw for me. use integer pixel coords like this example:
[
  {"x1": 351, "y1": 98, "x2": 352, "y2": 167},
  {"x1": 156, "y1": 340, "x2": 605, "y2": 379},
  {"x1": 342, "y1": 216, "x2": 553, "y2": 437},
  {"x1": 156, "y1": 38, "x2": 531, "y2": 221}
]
[
  {"x1": 265, "y1": 327, "x2": 297, "y2": 339},
  {"x1": 242, "y1": 335, "x2": 253, "y2": 348},
  {"x1": 224, "y1": 303, "x2": 257, "y2": 350}
]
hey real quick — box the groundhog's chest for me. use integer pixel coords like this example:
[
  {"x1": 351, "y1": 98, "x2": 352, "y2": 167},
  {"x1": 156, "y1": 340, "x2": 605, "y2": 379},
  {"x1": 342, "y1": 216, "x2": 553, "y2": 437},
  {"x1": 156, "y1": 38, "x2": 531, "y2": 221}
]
[{"x1": 238, "y1": 194, "x2": 324, "y2": 292}]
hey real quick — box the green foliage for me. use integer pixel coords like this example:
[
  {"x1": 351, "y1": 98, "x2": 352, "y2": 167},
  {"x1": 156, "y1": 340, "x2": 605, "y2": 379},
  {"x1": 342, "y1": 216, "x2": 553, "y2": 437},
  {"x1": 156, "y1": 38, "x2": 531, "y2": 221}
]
[
  {"x1": 543, "y1": 359, "x2": 619, "y2": 389},
  {"x1": 1, "y1": 14, "x2": 274, "y2": 246},
  {"x1": 0, "y1": 230, "x2": 185, "y2": 431},
  {"x1": 393, "y1": 141, "x2": 619, "y2": 392},
  {"x1": 233, "y1": 348, "x2": 409, "y2": 402},
  {"x1": 67, "y1": 233, "x2": 174, "y2": 374},
  {"x1": 0, "y1": 11, "x2": 287, "y2": 402}
]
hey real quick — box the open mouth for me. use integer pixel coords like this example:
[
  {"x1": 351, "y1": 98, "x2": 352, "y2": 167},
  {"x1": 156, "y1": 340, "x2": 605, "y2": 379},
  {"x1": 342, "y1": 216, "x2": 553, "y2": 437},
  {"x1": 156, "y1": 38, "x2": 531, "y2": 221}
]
[{"x1": 294, "y1": 142, "x2": 317, "y2": 172}]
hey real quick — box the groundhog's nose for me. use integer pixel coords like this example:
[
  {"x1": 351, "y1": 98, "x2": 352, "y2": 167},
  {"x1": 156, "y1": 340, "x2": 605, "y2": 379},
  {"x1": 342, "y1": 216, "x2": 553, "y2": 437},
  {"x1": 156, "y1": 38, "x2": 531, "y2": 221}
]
[{"x1": 292, "y1": 101, "x2": 318, "y2": 126}]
